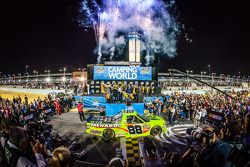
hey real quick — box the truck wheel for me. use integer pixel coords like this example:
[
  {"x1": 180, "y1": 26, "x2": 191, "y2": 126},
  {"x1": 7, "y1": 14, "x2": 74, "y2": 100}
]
[
  {"x1": 103, "y1": 129, "x2": 115, "y2": 140},
  {"x1": 150, "y1": 126, "x2": 162, "y2": 136}
]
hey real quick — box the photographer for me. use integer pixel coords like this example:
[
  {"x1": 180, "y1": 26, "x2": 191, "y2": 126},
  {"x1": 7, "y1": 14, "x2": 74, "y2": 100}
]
[
  {"x1": 4, "y1": 126, "x2": 47, "y2": 167},
  {"x1": 243, "y1": 113, "x2": 250, "y2": 148},
  {"x1": 195, "y1": 126, "x2": 232, "y2": 167},
  {"x1": 49, "y1": 147, "x2": 71, "y2": 167},
  {"x1": 226, "y1": 113, "x2": 250, "y2": 167},
  {"x1": 181, "y1": 128, "x2": 212, "y2": 167},
  {"x1": 0, "y1": 118, "x2": 13, "y2": 166}
]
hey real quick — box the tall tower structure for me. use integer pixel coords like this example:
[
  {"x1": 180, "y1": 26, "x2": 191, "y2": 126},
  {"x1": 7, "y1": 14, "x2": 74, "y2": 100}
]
[{"x1": 128, "y1": 32, "x2": 141, "y2": 63}]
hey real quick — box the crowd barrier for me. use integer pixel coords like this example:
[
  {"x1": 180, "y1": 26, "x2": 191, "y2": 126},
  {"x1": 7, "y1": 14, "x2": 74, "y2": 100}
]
[
  {"x1": 23, "y1": 108, "x2": 53, "y2": 121},
  {"x1": 74, "y1": 95, "x2": 165, "y2": 116}
]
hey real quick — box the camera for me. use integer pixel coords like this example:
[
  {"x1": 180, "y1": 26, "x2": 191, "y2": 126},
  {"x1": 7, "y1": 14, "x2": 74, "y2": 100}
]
[
  {"x1": 186, "y1": 128, "x2": 214, "y2": 143},
  {"x1": 68, "y1": 141, "x2": 88, "y2": 162}
]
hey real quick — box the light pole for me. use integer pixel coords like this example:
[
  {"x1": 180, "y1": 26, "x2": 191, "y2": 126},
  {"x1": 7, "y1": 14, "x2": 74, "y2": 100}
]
[
  {"x1": 45, "y1": 70, "x2": 50, "y2": 83},
  {"x1": 200, "y1": 72, "x2": 206, "y2": 80},
  {"x1": 186, "y1": 70, "x2": 193, "y2": 88},
  {"x1": 25, "y1": 65, "x2": 29, "y2": 75},
  {"x1": 200, "y1": 72, "x2": 206, "y2": 87},
  {"x1": 211, "y1": 73, "x2": 216, "y2": 86},
  {"x1": 25, "y1": 65, "x2": 29, "y2": 85},
  {"x1": 0, "y1": 72, "x2": 2, "y2": 84},
  {"x1": 18, "y1": 73, "x2": 21, "y2": 83},
  {"x1": 8, "y1": 75, "x2": 11, "y2": 84},
  {"x1": 233, "y1": 76, "x2": 236, "y2": 86},
  {"x1": 168, "y1": 69, "x2": 173, "y2": 87},
  {"x1": 59, "y1": 67, "x2": 66, "y2": 87},
  {"x1": 12, "y1": 74, "x2": 15, "y2": 84},
  {"x1": 242, "y1": 76, "x2": 245, "y2": 83},
  {"x1": 208, "y1": 65, "x2": 211, "y2": 76},
  {"x1": 226, "y1": 75, "x2": 231, "y2": 86},
  {"x1": 186, "y1": 70, "x2": 193, "y2": 75},
  {"x1": 33, "y1": 70, "x2": 38, "y2": 82},
  {"x1": 220, "y1": 74, "x2": 224, "y2": 86},
  {"x1": 237, "y1": 72, "x2": 241, "y2": 85}
]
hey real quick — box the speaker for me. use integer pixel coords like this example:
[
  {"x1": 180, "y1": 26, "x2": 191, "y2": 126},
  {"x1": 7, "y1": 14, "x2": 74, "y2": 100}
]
[
  {"x1": 87, "y1": 64, "x2": 94, "y2": 80},
  {"x1": 152, "y1": 67, "x2": 158, "y2": 80}
]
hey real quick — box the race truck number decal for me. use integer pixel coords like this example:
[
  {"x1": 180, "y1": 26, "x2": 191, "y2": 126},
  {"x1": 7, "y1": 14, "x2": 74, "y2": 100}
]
[{"x1": 127, "y1": 125, "x2": 142, "y2": 134}]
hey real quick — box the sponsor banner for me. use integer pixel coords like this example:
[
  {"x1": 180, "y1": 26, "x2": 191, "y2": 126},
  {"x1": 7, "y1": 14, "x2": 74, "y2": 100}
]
[
  {"x1": 90, "y1": 123, "x2": 121, "y2": 128},
  {"x1": 131, "y1": 103, "x2": 144, "y2": 115},
  {"x1": 74, "y1": 96, "x2": 82, "y2": 103},
  {"x1": 94, "y1": 66, "x2": 152, "y2": 81},
  {"x1": 144, "y1": 96, "x2": 164, "y2": 104},
  {"x1": 106, "y1": 104, "x2": 127, "y2": 116},
  {"x1": 106, "y1": 103, "x2": 145, "y2": 116},
  {"x1": 83, "y1": 96, "x2": 106, "y2": 108}
]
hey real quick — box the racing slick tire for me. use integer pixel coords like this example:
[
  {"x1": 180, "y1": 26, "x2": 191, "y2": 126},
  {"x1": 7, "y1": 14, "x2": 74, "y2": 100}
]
[
  {"x1": 103, "y1": 129, "x2": 115, "y2": 140},
  {"x1": 150, "y1": 126, "x2": 162, "y2": 136}
]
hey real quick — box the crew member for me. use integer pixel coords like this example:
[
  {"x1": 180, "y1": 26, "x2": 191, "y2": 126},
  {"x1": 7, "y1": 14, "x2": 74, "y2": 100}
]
[{"x1": 77, "y1": 102, "x2": 85, "y2": 122}]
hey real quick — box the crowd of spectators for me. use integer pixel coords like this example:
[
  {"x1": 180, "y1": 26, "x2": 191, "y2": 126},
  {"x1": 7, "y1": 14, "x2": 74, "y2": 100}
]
[
  {"x1": 144, "y1": 90, "x2": 250, "y2": 167},
  {"x1": 0, "y1": 87, "x2": 250, "y2": 166},
  {"x1": 0, "y1": 94, "x2": 78, "y2": 167}
]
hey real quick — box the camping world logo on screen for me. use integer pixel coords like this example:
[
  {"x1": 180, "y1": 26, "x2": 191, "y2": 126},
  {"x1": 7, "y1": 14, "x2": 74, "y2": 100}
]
[
  {"x1": 94, "y1": 66, "x2": 152, "y2": 81},
  {"x1": 108, "y1": 66, "x2": 137, "y2": 80}
]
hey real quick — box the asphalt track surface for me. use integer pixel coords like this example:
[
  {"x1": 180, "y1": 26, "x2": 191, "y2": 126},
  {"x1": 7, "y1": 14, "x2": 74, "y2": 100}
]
[
  {"x1": 49, "y1": 111, "x2": 120, "y2": 166},
  {"x1": 0, "y1": 88, "x2": 47, "y2": 103},
  {"x1": 49, "y1": 111, "x2": 194, "y2": 167}
]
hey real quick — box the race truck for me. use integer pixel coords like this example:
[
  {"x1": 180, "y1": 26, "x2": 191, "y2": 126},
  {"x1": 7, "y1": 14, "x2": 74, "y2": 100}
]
[{"x1": 86, "y1": 109, "x2": 167, "y2": 139}]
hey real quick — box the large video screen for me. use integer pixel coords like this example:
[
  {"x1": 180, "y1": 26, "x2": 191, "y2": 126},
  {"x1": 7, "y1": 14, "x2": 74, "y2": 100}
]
[{"x1": 94, "y1": 66, "x2": 152, "y2": 81}]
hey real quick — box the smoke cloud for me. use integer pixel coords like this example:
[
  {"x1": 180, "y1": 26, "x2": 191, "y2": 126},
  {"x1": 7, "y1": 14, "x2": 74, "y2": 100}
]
[{"x1": 78, "y1": 0, "x2": 180, "y2": 65}]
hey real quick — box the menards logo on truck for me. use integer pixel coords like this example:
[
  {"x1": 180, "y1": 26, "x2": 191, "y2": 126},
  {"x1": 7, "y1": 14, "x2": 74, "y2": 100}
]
[
  {"x1": 90, "y1": 124, "x2": 121, "y2": 128},
  {"x1": 86, "y1": 110, "x2": 167, "y2": 139}
]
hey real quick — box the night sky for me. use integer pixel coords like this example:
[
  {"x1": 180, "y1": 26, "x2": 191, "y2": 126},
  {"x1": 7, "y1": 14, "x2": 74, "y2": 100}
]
[{"x1": 0, "y1": 0, "x2": 250, "y2": 76}]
